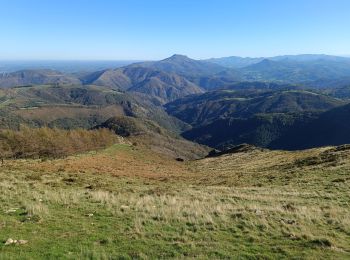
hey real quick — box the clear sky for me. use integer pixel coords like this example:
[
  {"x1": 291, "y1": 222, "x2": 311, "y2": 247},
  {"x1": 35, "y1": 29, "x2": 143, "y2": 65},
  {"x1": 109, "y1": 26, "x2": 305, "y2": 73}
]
[{"x1": 0, "y1": 0, "x2": 349, "y2": 60}]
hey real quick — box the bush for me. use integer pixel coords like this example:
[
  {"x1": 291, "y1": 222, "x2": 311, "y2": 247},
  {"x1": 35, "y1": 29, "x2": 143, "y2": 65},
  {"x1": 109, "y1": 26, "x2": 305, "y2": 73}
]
[{"x1": 0, "y1": 126, "x2": 117, "y2": 159}]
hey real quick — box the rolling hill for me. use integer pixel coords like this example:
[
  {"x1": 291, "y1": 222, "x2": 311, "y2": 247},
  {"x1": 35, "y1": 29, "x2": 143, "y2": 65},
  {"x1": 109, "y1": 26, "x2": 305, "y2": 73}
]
[
  {"x1": 206, "y1": 56, "x2": 265, "y2": 68},
  {"x1": 0, "y1": 85, "x2": 189, "y2": 132},
  {"x1": 182, "y1": 112, "x2": 318, "y2": 150},
  {"x1": 0, "y1": 69, "x2": 81, "y2": 88},
  {"x1": 166, "y1": 86, "x2": 349, "y2": 151},
  {"x1": 240, "y1": 58, "x2": 350, "y2": 85},
  {"x1": 129, "y1": 54, "x2": 242, "y2": 89},
  {"x1": 166, "y1": 89, "x2": 346, "y2": 126},
  {"x1": 132, "y1": 54, "x2": 227, "y2": 78},
  {"x1": 181, "y1": 101, "x2": 350, "y2": 151},
  {"x1": 82, "y1": 66, "x2": 204, "y2": 103},
  {"x1": 207, "y1": 54, "x2": 350, "y2": 68},
  {"x1": 271, "y1": 103, "x2": 350, "y2": 149},
  {"x1": 95, "y1": 116, "x2": 209, "y2": 160}
]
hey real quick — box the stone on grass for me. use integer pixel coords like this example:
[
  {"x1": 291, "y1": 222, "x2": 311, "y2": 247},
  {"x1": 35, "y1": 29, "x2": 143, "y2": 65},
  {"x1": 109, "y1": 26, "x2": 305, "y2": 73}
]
[
  {"x1": 4, "y1": 238, "x2": 14, "y2": 245},
  {"x1": 4, "y1": 238, "x2": 28, "y2": 245}
]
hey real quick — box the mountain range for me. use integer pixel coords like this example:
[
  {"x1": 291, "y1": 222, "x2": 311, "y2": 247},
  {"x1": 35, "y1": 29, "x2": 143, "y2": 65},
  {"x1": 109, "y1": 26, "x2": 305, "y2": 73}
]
[
  {"x1": 1, "y1": 53, "x2": 350, "y2": 152},
  {"x1": 206, "y1": 54, "x2": 350, "y2": 68},
  {"x1": 2, "y1": 54, "x2": 350, "y2": 90}
]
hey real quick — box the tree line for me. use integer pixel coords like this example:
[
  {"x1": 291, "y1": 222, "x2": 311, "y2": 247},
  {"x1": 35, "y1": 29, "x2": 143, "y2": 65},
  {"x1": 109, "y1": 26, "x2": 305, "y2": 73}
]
[{"x1": 0, "y1": 126, "x2": 118, "y2": 159}]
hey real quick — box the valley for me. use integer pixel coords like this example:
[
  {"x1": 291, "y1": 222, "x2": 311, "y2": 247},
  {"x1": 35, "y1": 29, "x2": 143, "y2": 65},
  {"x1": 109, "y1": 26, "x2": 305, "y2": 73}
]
[
  {"x1": 1, "y1": 54, "x2": 350, "y2": 259},
  {"x1": 2, "y1": 54, "x2": 350, "y2": 151}
]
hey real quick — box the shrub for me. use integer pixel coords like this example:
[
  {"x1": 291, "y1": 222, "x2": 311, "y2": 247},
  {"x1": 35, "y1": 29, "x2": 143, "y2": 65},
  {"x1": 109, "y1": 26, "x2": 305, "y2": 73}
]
[{"x1": 0, "y1": 126, "x2": 117, "y2": 159}]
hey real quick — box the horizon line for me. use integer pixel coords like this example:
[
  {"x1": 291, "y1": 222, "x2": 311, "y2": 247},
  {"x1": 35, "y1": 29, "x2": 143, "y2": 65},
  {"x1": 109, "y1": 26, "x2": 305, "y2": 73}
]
[{"x1": 0, "y1": 53, "x2": 350, "y2": 62}]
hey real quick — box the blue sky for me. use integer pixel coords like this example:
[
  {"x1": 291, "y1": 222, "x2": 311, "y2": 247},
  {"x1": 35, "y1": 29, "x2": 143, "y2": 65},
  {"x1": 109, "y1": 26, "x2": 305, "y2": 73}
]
[{"x1": 0, "y1": 0, "x2": 349, "y2": 60}]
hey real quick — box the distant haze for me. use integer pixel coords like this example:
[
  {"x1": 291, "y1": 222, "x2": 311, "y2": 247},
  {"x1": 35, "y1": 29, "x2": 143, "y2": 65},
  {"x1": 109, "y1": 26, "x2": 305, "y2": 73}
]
[{"x1": 0, "y1": 60, "x2": 142, "y2": 73}]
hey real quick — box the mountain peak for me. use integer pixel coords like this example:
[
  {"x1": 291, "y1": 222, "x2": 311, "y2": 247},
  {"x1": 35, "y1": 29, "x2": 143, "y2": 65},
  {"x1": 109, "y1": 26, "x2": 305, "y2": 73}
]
[
  {"x1": 164, "y1": 54, "x2": 191, "y2": 62},
  {"x1": 248, "y1": 58, "x2": 277, "y2": 68},
  {"x1": 260, "y1": 58, "x2": 274, "y2": 64}
]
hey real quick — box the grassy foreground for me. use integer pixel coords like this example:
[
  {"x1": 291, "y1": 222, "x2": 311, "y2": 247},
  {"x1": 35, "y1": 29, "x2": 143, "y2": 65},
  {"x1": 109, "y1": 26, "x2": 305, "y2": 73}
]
[{"x1": 0, "y1": 144, "x2": 349, "y2": 259}]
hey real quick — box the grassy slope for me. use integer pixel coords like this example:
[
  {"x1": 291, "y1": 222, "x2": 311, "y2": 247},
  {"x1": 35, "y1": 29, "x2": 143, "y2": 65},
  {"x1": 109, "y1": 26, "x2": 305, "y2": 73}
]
[{"x1": 0, "y1": 144, "x2": 349, "y2": 259}]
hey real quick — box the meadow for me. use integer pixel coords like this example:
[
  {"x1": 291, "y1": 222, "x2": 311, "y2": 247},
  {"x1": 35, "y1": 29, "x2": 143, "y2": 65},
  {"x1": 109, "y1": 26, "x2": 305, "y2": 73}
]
[{"x1": 0, "y1": 144, "x2": 349, "y2": 259}]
